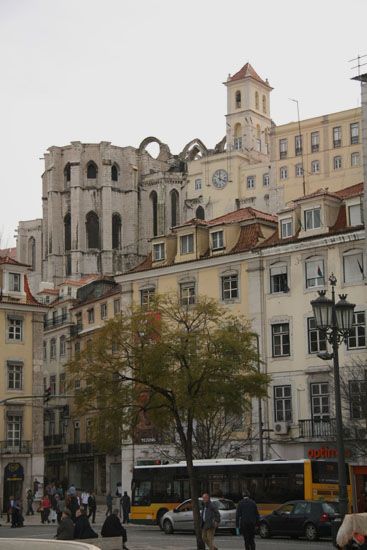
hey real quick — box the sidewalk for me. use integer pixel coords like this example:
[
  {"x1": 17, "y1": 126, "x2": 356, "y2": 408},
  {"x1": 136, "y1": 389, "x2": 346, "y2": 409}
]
[{"x1": 2, "y1": 509, "x2": 120, "y2": 527}]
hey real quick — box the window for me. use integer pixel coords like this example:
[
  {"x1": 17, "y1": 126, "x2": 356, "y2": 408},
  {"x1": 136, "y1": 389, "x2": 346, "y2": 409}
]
[
  {"x1": 280, "y1": 166, "x2": 288, "y2": 180},
  {"x1": 62, "y1": 307, "x2": 67, "y2": 321},
  {"x1": 333, "y1": 126, "x2": 341, "y2": 147},
  {"x1": 234, "y1": 136, "x2": 242, "y2": 150},
  {"x1": 270, "y1": 264, "x2": 288, "y2": 293},
  {"x1": 272, "y1": 323, "x2": 290, "y2": 357},
  {"x1": 7, "y1": 362, "x2": 23, "y2": 390},
  {"x1": 153, "y1": 243, "x2": 165, "y2": 261},
  {"x1": 100, "y1": 303, "x2": 107, "y2": 319},
  {"x1": 221, "y1": 274, "x2": 238, "y2": 301},
  {"x1": 170, "y1": 189, "x2": 179, "y2": 227},
  {"x1": 348, "y1": 312, "x2": 366, "y2": 349},
  {"x1": 196, "y1": 206, "x2": 205, "y2": 220},
  {"x1": 279, "y1": 139, "x2": 288, "y2": 159},
  {"x1": 59, "y1": 335, "x2": 66, "y2": 357},
  {"x1": 311, "y1": 131, "x2": 319, "y2": 152},
  {"x1": 305, "y1": 258, "x2": 324, "y2": 288},
  {"x1": 7, "y1": 415, "x2": 22, "y2": 445},
  {"x1": 247, "y1": 176, "x2": 255, "y2": 189},
  {"x1": 64, "y1": 213, "x2": 71, "y2": 253},
  {"x1": 8, "y1": 317, "x2": 23, "y2": 341},
  {"x1": 113, "y1": 299, "x2": 121, "y2": 315},
  {"x1": 263, "y1": 173, "x2": 270, "y2": 187},
  {"x1": 343, "y1": 250, "x2": 364, "y2": 283},
  {"x1": 304, "y1": 207, "x2": 321, "y2": 230},
  {"x1": 87, "y1": 308, "x2": 95, "y2": 324},
  {"x1": 43, "y1": 341, "x2": 47, "y2": 361},
  {"x1": 28, "y1": 237, "x2": 36, "y2": 270},
  {"x1": 311, "y1": 383, "x2": 330, "y2": 422},
  {"x1": 311, "y1": 160, "x2": 320, "y2": 174},
  {"x1": 280, "y1": 218, "x2": 293, "y2": 238},
  {"x1": 211, "y1": 231, "x2": 224, "y2": 250},
  {"x1": 295, "y1": 164, "x2": 303, "y2": 177},
  {"x1": 59, "y1": 373, "x2": 66, "y2": 395},
  {"x1": 295, "y1": 135, "x2": 302, "y2": 156},
  {"x1": 351, "y1": 152, "x2": 360, "y2": 166},
  {"x1": 64, "y1": 163, "x2": 71, "y2": 184},
  {"x1": 274, "y1": 385, "x2": 292, "y2": 421},
  {"x1": 74, "y1": 341, "x2": 81, "y2": 354},
  {"x1": 180, "y1": 282, "x2": 195, "y2": 306},
  {"x1": 262, "y1": 94, "x2": 266, "y2": 113},
  {"x1": 235, "y1": 90, "x2": 241, "y2": 108},
  {"x1": 140, "y1": 288, "x2": 155, "y2": 308},
  {"x1": 348, "y1": 204, "x2": 363, "y2": 226},
  {"x1": 150, "y1": 191, "x2": 158, "y2": 237},
  {"x1": 111, "y1": 164, "x2": 118, "y2": 182},
  {"x1": 333, "y1": 156, "x2": 342, "y2": 170},
  {"x1": 307, "y1": 318, "x2": 327, "y2": 353},
  {"x1": 86, "y1": 211, "x2": 100, "y2": 249},
  {"x1": 112, "y1": 213, "x2": 122, "y2": 250},
  {"x1": 180, "y1": 234, "x2": 194, "y2": 254},
  {"x1": 255, "y1": 91, "x2": 259, "y2": 110},
  {"x1": 50, "y1": 338, "x2": 56, "y2": 359},
  {"x1": 350, "y1": 380, "x2": 367, "y2": 419},
  {"x1": 350, "y1": 122, "x2": 359, "y2": 144},
  {"x1": 194, "y1": 178, "x2": 202, "y2": 190},
  {"x1": 74, "y1": 421, "x2": 80, "y2": 444},
  {"x1": 50, "y1": 375, "x2": 56, "y2": 396},
  {"x1": 9, "y1": 273, "x2": 21, "y2": 292},
  {"x1": 87, "y1": 161, "x2": 97, "y2": 179}
]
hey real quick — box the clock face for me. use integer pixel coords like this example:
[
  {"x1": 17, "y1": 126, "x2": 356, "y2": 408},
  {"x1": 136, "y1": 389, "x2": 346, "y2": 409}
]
[{"x1": 212, "y1": 169, "x2": 228, "y2": 189}]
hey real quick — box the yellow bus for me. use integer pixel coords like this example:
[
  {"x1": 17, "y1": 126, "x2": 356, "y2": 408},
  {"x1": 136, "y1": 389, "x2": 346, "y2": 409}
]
[{"x1": 131, "y1": 458, "x2": 351, "y2": 525}]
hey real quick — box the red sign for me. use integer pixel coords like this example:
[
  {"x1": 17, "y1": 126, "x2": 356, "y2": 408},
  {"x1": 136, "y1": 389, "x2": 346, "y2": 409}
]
[{"x1": 307, "y1": 446, "x2": 351, "y2": 459}]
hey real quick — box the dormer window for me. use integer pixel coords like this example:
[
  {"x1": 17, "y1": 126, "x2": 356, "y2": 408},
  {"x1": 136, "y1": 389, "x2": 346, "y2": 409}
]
[
  {"x1": 9, "y1": 273, "x2": 21, "y2": 292},
  {"x1": 304, "y1": 207, "x2": 321, "y2": 230},
  {"x1": 180, "y1": 234, "x2": 194, "y2": 255},
  {"x1": 280, "y1": 218, "x2": 293, "y2": 238},
  {"x1": 348, "y1": 204, "x2": 363, "y2": 226},
  {"x1": 211, "y1": 231, "x2": 224, "y2": 250},
  {"x1": 153, "y1": 243, "x2": 165, "y2": 261}
]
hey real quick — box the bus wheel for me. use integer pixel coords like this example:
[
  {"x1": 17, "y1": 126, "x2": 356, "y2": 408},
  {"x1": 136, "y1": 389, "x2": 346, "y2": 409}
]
[
  {"x1": 304, "y1": 523, "x2": 318, "y2": 541},
  {"x1": 259, "y1": 522, "x2": 271, "y2": 539},
  {"x1": 157, "y1": 509, "x2": 168, "y2": 529},
  {"x1": 163, "y1": 519, "x2": 174, "y2": 535}
]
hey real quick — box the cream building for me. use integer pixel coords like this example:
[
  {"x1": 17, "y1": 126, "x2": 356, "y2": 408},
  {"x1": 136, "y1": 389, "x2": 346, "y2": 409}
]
[{"x1": 0, "y1": 256, "x2": 47, "y2": 510}]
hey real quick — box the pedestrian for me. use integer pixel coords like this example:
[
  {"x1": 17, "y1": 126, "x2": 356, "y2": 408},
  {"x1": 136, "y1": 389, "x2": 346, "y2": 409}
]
[
  {"x1": 81, "y1": 490, "x2": 89, "y2": 515},
  {"x1": 68, "y1": 483, "x2": 76, "y2": 496},
  {"x1": 236, "y1": 490, "x2": 260, "y2": 550},
  {"x1": 66, "y1": 492, "x2": 79, "y2": 522},
  {"x1": 88, "y1": 491, "x2": 97, "y2": 524},
  {"x1": 121, "y1": 491, "x2": 131, "y2": 524},
  {"x1": 57, "y1": 495, "x2": 66, "y2": 524},
  {"x1": 11, "y1": 497, "x2": 23, "y2": 528},
  {"x1": 40, "y1": 493, "x2": 51, "y2": 524},
  {"x1": 55, "y1": 509, "x2": 75, "y2": 540},
  {"x1": 105, "y1": 492, "x2": 113, "y2": 516},
  {"x1": 26, "y1": 488, "x2": 34, "y2": 515},
  {"x1": 201, "y1": 493, "x2": 220, "y2": 550},
  {"x1": 49, "y1": 493, "x2": 59, "y2": 523},
  {"x1": 74, "y1": 508, "x2": 98, "y2": 539},
  {"x1": 101, "y1": 508, "x2": 129, "y2": 550}
]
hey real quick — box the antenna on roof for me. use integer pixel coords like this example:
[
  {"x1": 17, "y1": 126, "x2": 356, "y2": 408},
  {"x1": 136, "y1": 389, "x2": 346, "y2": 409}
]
[
  {"x1": 348, "y1": 54, "x2": 367, "y2": 79},
  {"x1": 289, "y1": 98, "x2": 306, "y2": 196}
]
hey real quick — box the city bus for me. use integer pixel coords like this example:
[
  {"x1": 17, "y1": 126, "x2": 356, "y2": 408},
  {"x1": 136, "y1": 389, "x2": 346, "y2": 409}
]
[{"x1": 131, "y1": 458, "x2": 352, "y2": 525}]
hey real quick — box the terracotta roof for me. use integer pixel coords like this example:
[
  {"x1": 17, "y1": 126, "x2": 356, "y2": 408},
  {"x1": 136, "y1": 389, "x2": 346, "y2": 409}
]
[
  {"x1": 330, "y1": 205, "x2": 347, "y2": 232},
  {"x1": 58, "y1": 275, "x2": 102, "y2": 287},
  {"x1": 172, "y1": 218, "x2": 209, "y2": 230},
  {"x1": 24, "y1": 275, "x2": 41, "y2": 305},
  {"x1": 0, "y1": 247, "x2": 16, "y2": 259},
  {"x1": 231, "y1": 223, "x2": 265, "y2": 253},
  {"x1": 207, "y1": 207, "x2": 277, "y2": 226},
  {"x1": 70, "y1": 285, "x2": 121, "y2": 310},
  {"x1": 37, "y1": 288, "x2": 59, "y2": 295},
  {"x1": 335, "y1": 182, "x2": 364, "y2": 199},
  {"x1": 0, "y1": 255, "x2": 30, "y2": 268},
  {"x1": 129, "y1": 253, "x2": 153, "y2": 273},
  {"x1": 293, "y1": 188, "x2": 341, "y2": 203},
  {"x1": 229, "y1": 62, "x2": 269, "y2": 86}
]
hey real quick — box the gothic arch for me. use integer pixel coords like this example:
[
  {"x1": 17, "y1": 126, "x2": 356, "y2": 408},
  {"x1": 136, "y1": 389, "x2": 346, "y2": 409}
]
[
  {"x1": 86, "y1": 211, "x2": 100, "y2": 249},
  {"x1": 138, "y1": 136, "x2": 171, "y2": 161},
  {"x1": 86, "y1": 161, "x2": 98, "y2": 179},
  {"x1": 150, "y1": 191, "x2": 158, "y2": 237},
  {"x1": 170, "y1": 189, "x2": 179, "y2": 227},
  {"x1": 112, "y1": 213, "x2": 122, "y2": 250},
  {"x1": 196, "y1": 206, "x2": 205, "y2": 220},
  {"x1": 180, "y1": 138, "x2": 208, "y2": 161},
  {"x1": 111, "y1": 163, "x2": 119, "y2": 182}
]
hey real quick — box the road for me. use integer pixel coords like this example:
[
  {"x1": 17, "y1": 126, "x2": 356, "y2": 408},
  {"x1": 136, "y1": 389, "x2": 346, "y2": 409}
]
[{"x1": 0, "y1": 523, "x2": 334, "y2": 549}]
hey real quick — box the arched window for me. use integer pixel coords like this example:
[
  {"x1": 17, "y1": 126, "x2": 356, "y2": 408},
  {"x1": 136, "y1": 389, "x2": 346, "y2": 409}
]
[
  {"x1": 111, "y1": 164, "x2": 118, "y2": 182},
  {"x1": 255, "y1": 91, "x2": 259, "y2": 110},
  {"x1": 28, "y1": 237, "x2": 36, "y2": 270},
  {"x1": 234, "y1": 123, "x2": 242, "y2": 150},
  {"x1": 64, "y1": 213, "x2": 71, "y2": 251},
  {"x1": 112, "y1": 213, "x2": 122, "y2": 250},
  {"x1": 262, "y1": 95, "x2": 266, "y2": 114},
  {"x1": 196, "y1": 206, "x2": 205, "y2": 220},
  {"x1": 150, "y1": 191, "x2": 158, "y2": 237},
  {"x1": 170, "y1": 189, "x2": 179, "y2": 227},
  {"x1": 64, "y1": 163, "x2": 71, "y2": 186},
  {"x1": 235, "y1": 90, "x2": 241, "y2": 108},
  {"x1": 86, "y1": 211, "x2": 100, "y2": 249},
  {"x1": 87, "y1": 161, "x2": 97, "y2": 179}
]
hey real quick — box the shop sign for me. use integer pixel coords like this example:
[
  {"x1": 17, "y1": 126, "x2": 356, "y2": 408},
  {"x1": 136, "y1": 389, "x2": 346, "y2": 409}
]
[
  {"x1": 4, "y1": 462, "x2": 24, "y2": 481},
  {"x1": 307, "y1": 446, "x2": 351, "y2": 459}
]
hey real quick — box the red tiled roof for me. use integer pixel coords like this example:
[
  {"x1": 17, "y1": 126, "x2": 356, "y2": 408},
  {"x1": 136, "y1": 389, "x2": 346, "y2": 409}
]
[
  {"x1": 330, "y1": 205, "x2": 347, "y2": 232},
  {"x1": 208, "y1": 207, "x2": 277, "y2": 226},
  {"x1": 0, "y1": 247, "x2": 17, "y2": 259},
  {"x1": 229, "y1": 62, "x2": 269, "y2": 86},
  {"x1": 293, "y1": 188, "x2": 341, "y2": 203},
  {"x1": 335, "y1": 182, "x2": 363, "y2": 199},
  {"x1": 0, "y1": 255, "x2": 29, "y2": 268},
  {"x1": 231, "y1": 223, "x2": 264, "y2": 253},
  {"x1": 24, "y1": 275, "x2": 42, "y2": 306},
  {"x1": 172, "y1": 218, "x2": 209, "y2": 230},
  {"x1": 37, "y1": 288, "x2": 59, "y2": 295},
  {"x1": 129, "y1": 253, "x2": 153, "y2": 273},
  {"x1": 58, "y1": 275, "x2": 102, "y2": 287}
]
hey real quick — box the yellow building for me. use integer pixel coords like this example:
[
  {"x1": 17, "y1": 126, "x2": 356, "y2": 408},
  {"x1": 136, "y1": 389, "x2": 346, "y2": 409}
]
[{"x1": 0, "y1": 255, "x2": 47, "y2": 509}]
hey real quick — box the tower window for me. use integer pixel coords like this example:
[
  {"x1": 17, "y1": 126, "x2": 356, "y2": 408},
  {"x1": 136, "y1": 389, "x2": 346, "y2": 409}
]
[
  {"x1": 262, "y1": 95, "x2": 266, "y2": 113},
  {"x1": 87, "y1": 162, "x2": 97, "y2": 179},
  {"x1": 235, "y1": 90, "x2": 241, "y2": 108},
  {"x1": 150, "y1": 191, "x2": 158, "y2": 237},
  {"x1": 234, "y1": 123, "x2": 242, "y2": 150},
  {"x1": 111, "y1": 164, "x2": 118, "y2": 182},
  {"x1": 28, "y1": 237, "x2": 36, "y2": 270},
  {"x1": 255, "y1": 91, "x2": 259, "y2": 110},
  {"x1": 86, "y1": 211, "x2": 100, "y2": 249},
  {"x1": 64, "y1": 213, "x2": 71, "y2": 251},
  {"x1": 112, "y1": 213, "x2": 122, "y2": 250},
  {"x1": 64, "y1": 163, "x2": 71, "y2": 185},
  {"x1": 170, "y1": 189, "x2": 179, "y2": 228},
  {"x1": 196, "y1": 206, "x2": 205, "y2": 220}
]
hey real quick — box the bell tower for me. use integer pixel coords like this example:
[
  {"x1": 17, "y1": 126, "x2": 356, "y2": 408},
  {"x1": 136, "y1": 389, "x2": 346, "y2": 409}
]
[{"x1": 224, "y1": 62, "x2": 273, "y2": 155}]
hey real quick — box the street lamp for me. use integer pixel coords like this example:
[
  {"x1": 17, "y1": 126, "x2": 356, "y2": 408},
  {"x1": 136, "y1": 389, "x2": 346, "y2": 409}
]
[{"x1": 310, "y1": 273, "x2": 355, "y2": 518}]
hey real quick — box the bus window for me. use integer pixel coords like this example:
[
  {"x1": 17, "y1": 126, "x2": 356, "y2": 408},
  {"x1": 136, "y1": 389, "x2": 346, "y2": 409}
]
[
  {"x1": 133, "y1": 480, "x2": 151, "y2": 506},
  {"x1": 312, "y1": 461, "x2": 350, "y2": 484}
]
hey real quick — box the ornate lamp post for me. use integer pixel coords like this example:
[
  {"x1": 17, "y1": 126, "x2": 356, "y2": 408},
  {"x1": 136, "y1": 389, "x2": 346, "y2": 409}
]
[{"x1": 310, "y1": 274, "x2": 355, "y2": 518}]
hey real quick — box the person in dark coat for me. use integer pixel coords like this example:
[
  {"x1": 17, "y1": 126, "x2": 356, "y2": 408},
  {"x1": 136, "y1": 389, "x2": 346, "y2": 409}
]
[
  {"x1": 67, "y1": 493, "x2": 80, "y2": 522},
  {"x1": 236, "y1": 491, "x2": 260, "y2": 550},
  {"x1": 201, "y1": 493, "x2": 220, "y2": 550},
  {"x1": 74, "y1": 508, "x2": 98, "y2": 539},
  {"x1": 56, "y1": 509, "x2": 74, "y2": 540},
  {"x1": 101, "y1": 509, "x2": 129, "y2": 550},
  {"x1": 121, "y1": 491, "x2": 131, "y2": 524},
  {"x1": 87, "y1": 491, "x2": 97, "y2": 523}
]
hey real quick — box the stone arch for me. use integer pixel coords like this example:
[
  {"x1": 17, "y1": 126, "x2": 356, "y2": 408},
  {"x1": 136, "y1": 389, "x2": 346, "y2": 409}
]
[
  {"x1": 112, "y1": 213, "x2": 122, "y2": 250},
  {"x1": 28, "y1": 237, "x2": 36, "y2": 270},
  {"x1": 150, "y1": 191, "x2": 158, "y2": 237},
  {"x1": 86, "y1": 161, "x2": 98, "y2": 179},
  {"x1": 180, "y1": 138, "x2": 208, "y2": 161},
  {"x1": 170, "y1": 189, "x2": 179, "y2": 227},
  {"x1": 196, "y1": 206, "x2": 205, "y2": 220},
  {"x1": 111, "y1": 163, "x2": 119, "y2": 182},
  {"x1": 138, "y1": 136, "x2": 171, "y2": 161},
  {"x1": 214, "y1": 136, "x2": 227, "y2": 154},
  {"x1": 86, "y1": 211, "x2": 100, "y2": 249},
  {"x1": 64, "y1": 213, "x2": 71, "y2": 251}
]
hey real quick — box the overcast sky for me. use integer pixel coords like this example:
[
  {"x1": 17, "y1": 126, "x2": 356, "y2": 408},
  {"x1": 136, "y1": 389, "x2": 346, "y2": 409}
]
[{"x1": 1, "y1": 0, "x2": 366, "y2": 246}]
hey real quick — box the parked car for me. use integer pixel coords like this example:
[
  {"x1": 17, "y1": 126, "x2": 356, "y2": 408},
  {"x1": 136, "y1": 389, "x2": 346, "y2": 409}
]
[
  {"x1": 161, "y1": 497, "x2": 236, "y2": 534},
  {"x1": 259, "y1": 500, "x2": 340, "y2": 541}
]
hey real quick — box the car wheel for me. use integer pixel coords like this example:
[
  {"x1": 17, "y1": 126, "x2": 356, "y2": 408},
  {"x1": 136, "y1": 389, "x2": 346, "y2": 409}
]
[
  {"x1": 163, "y1": 519, "x2": 174, "y2": 535},
  {"x1": 157, "y1": 509, "x2": 168, "y2": 529},
  {"x1": 259, "y1": 522, "x2": 271, "y2": 539},
  {"x1": 304, "y1": 522, "x2": 318, "y2": 541}
]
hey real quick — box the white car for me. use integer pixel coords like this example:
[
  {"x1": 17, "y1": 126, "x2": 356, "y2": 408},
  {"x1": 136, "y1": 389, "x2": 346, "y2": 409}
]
[{"x1": 161, "y1": 497, "x2": 236, "y2": 535}]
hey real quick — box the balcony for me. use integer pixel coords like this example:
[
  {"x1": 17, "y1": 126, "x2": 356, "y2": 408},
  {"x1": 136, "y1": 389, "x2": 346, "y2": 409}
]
[
  {"x1": 295, "y1": 148, "x2": 303, "y2": 156},
  {"x1": 279, "y1": 151, "x2": 288, "y2": 159},
  {"x1": 44, "y1": 314, "x2": 70, "y2": 330},
  {"x1": 0, "y1": 441, "x2": 31, "y2": 454},
  {"x1": 298, "y1": 419, "x2": 357, "y2": 440},
  {"x1": 333, "y1": 139, "x2": 342, "y2": 148},
  {"x1": 44, "y1": 434, "x2": 65, "y2": 447},
  {"x1": 70, "y1": 323, "x2": 83, "y2": 337},
  {"x1": 311, "y1": 144, "x2": 319, "y2": 153},
  {"x1": 351, "y1": 136, "x2": 359, "y2": 145},
  {"x1": 68, "y1": 443, "x2": 94, "y2": 455}
]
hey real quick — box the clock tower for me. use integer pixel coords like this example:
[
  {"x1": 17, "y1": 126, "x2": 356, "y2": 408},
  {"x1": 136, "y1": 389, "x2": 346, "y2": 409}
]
[{"x1": 224, "y1": 62, "x2": 273, "y2": 156}]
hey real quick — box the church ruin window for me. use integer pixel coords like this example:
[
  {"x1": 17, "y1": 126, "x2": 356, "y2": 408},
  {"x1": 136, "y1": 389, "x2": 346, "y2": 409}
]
[
  {"x1": 64, "y1": 163, "x2": 71, "y2": 186},
  {"x1": 255, "y1": 91, "x2": 259, "y2": 110},
  {"x1": 150, "y1": 191, "x2": 158, "y2": 237},
  {"x1": 170, "y1": 189, "x2": 179, "y2": 227},
  {"x1": 111, "y1": 164, "x2": 118, "y2": 182},
  {"x1": 64, "y1": 213, "x2": 71, "y2": 251},
  {"x1": 196, "y1": 206, "x2": 205, "y2": 220},
  {"x1": 28, "y1": 237, "x2": 36, "y2": 271},
  {"x1": 87, "y1": 161, "x2": 97, "y2": 179},
  {"x1": 86, "y1": 211, "x2": 100, "y2": 249},
  {"x1": 112, "y1": 213, "x2": 122, "y2": 250},
  {"x1": 235, "y1": 91, "x2": 241, "y2": 108}
]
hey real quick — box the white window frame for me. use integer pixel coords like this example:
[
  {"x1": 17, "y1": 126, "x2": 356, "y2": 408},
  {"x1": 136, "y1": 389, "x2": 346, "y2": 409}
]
[
  {"x1": 311, "y1": 160, "x2": 320, "y2": 174},
  {"x1": 221, "y1": 274, "x2": 239, "y2": 301},
  {"x1": 7, "y1": 317, "x2": 23, "y2": 341},
  {"x1": 7, "y1": 362, "x2": 23, "y2": 390},
  {"x1": 280, "y1": 166, "x2": 288, "y2": 180},
  {"x1": 113, "y1": 299, "x2": 121, "y2": 315},
  {"x1": 304, "y1": 207, "x2": 321, "y2": 230},
  {"x1": 349, "y1": 380, "x2": 367, "y2": 419},
  {"x1": 307, "y1": 317, "x2": 327, "y2": 354},
  {"x1": 333, "y1": 156, "x2": 342, "y2": 170},
  {"x1": 180, "y1": 234, "x2": 194, "y2": 255},
  {"x1": 140, "y1": 287, "x2": 155, "y2": 308},
  {"x1": 234, "y1": 136, "x2": 242, "y2": 150},
  {"x1": 343, "y1": 250, "x2": 364, "y2": 283},
  {"x1": 153, "y1": 242, "x2": 165, "y2": 261},
  {"x1": 348, "y1": 203, "x2": 363, "y2": 226},
  {"x1": 247, "y1": 175, "x2": 255, "y2": 189},
  {"x1": 50, "y1": 338, "x2": 57, "y2": 360},
  {"x1": 279, "y1": 139, "x2": 288, "y2": 158},
  {"x1": 274, "y1": 385, "x2": 292, "y2": 422},
  {"x1": 305, "y1": 257, "x2": 325, "y2": 288},
  {"x1": 348, "y1": 311, "x2": 366, "y2": 350},
  {"x1": 270, "y1": 264, "x2": 288, "y2": 293},
  {"x1": 271, "y1": 323, "x2": 290, "y2": 357},
  {"x1": 100, "y1": 302, "x2": 108, "y2": 320},
  {"x1": 333, "y1": 126, "x2": 342, "y2": 147},
  {"x1": 311, "y1": 131, "x2": 320, "y2": 151},
  {"x1": 211, "y1": 230, "x2": 224, "y2": 250},
  {"x1": 9, "y1": 272, "x2": 21, "y2": 292},
  {"x1": 87, "y1": 308, "x2": 94, "y2": 324},
  {"x1": 280, "y1": 218, "x2": 293, "y2": 238},
  {"x1": 180, "y1": 282, "x2": 196, "y2": 306},
  {"x1": 295, "y1": 164, "x2": 303, "y2": 177},
  {"x1": 7, "y1": 415, "x2": 22, "y2": 445},
  {"x1": 351, "y1": 152, "x2": 360, "y2": 167},
  {"x1": 59, "y1": 336, "x2": 66, "y2": 357},
  {"x1": 311, "y1": 382, "x2": 330, "y2": 422},
  {"x1": 295, "y1": 134, "x2": 303, "y2": 155},
  {"x1": 194, "y1": 178, "x2": 202, "y2": 190},
  {"x1": 263, "y1": 173, "x2": 270, "y2": 187},
  {"x1": 350, "y1": 122, "x2": 359, "y2": 144}
]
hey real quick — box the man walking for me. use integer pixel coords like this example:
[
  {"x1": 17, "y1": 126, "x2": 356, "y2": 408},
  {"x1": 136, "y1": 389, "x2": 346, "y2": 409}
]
[
  {"x1": 121, "y1": 491, "x2": 131, "y2": 524},
  {"x1": 201, "y1": 493, "x2": 220, "y2": 550},
  {"x1": 88, "y1": 491, "x2": 97, "y2": 523},
  {"x1": 236, "y1": 490, "x2": 259, "y2": 550}
]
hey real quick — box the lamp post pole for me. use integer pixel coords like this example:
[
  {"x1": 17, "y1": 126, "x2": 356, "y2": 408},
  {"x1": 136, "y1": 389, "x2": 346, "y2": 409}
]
[{"x1": 254, "y1": 333, "x2": 264, "y2": 461}]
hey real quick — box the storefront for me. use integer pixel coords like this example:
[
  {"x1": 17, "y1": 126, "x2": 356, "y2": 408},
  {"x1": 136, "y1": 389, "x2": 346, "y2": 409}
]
[{"x1": 3, "y1": 462, "x2": 24, "y2": 513}]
